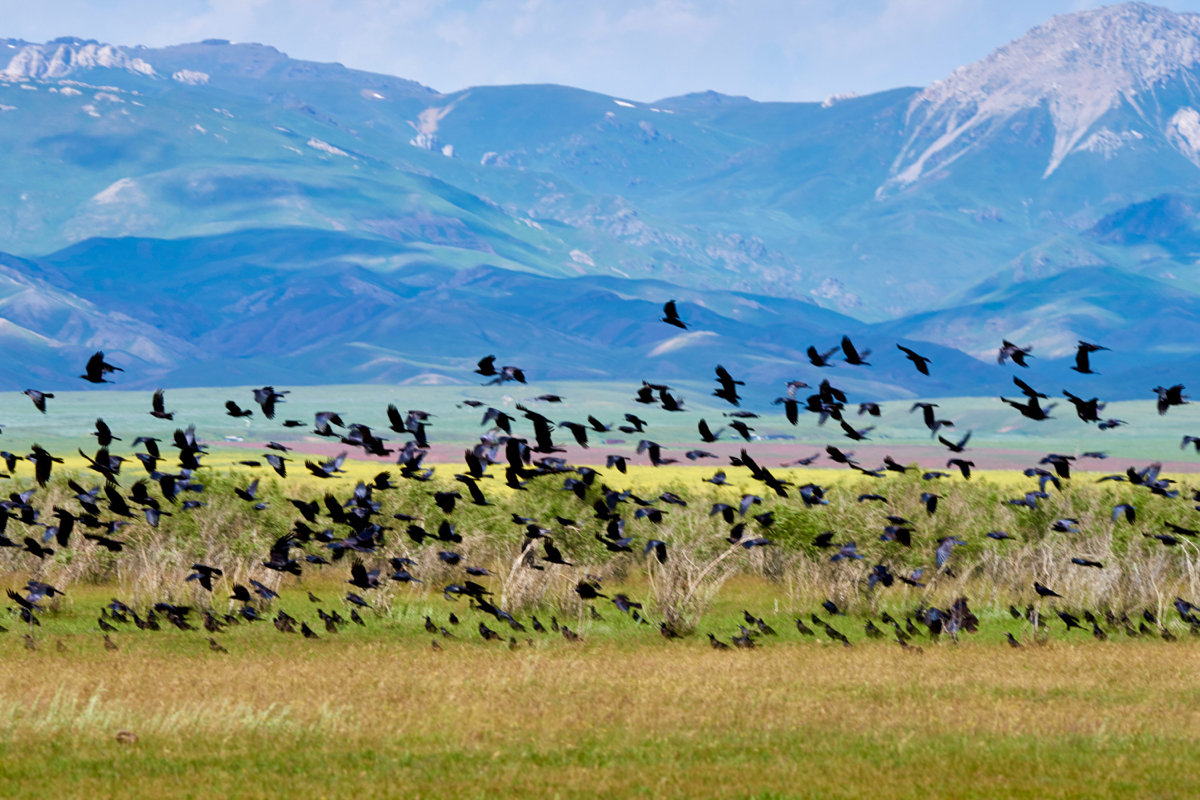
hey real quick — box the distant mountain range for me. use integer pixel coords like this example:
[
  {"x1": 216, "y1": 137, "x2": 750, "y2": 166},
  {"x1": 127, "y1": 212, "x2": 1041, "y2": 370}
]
[{"x1": 3, "y1": 2, "x2": 1200, "y2": 396}]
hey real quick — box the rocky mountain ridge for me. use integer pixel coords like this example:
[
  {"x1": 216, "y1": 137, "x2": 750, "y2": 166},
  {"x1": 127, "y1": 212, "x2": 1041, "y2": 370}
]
[{"x1": 2, "y1": 5, "x2": 1200, "y2": 393}]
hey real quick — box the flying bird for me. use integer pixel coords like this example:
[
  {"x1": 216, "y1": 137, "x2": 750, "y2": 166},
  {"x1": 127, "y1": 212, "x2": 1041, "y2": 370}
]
[
  {"x1": 150, "y1": 389, "x2": 174, "y2": 420},
  {"x1": 253, "y1": 386, "x2": 289, "y2": 419},
  {"x1": 997, "y1": 340, "x2": 1033, "y2": 367},
  {"x1": 81, "y1": 351, "x2": 123, "y2": 383},
  {"x1": 1071, "y1": 341, "x2": 1108, "y2": 375},
  {"x1": 1153, "y1": 385, "x2": 1188, "y2": 415},
  {"x1": 712, "y1": 365, "x2": 744, "y2": 406},
  {"x1": 896, "y1": 344, "x2": 930, "y2": 375},
  {"x1": 660, "y1": 300, "x2": 687, "y2": 329},
  {"x1": 1062, "y1": 391, "x2": 1105, "y2": 423},
  {"x1": 840, "y1": 336, "x2": 870, "y2": 366},
  {"x1": 806, "y1": 345, "x2": 838, "y2": 368},
  {"x1": 23, "y1": 389, "x2": 53, "y2": 413},
  {"x1": 225, "y1": 401, "x2": 253, "y2": 418}
]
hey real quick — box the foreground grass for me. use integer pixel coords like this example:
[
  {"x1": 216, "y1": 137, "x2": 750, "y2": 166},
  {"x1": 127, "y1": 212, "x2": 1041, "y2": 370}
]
[
  {"x1": 0, "y1": 631, "x2": 1196, "y2": 799},
  {"x1": 0, "y1": 580, "x2": 1197, "y2": 799}
]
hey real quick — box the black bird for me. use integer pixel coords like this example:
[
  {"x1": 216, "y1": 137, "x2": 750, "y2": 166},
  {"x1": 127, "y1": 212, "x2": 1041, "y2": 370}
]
[
  {"x1": 81, "y1": 351, "x2": 123, "y2": 383},
  {"x1": 807, "y1": 345, "x2": 838, "y2": 368},
  {"x1": 604, "y1": 454, "x2": 628, "y2": 474},
  {"x1": 730, "y1": 420, "x2": 756, "y2": 441},
  {"x1": 234, "y1": 479, "x2": 260, "y2": 503},
  {"x1": 306, "y1": 453, "x2": 347, "y2": 479},
  {"x1": 947, "y1": 458, "x2": 974, "y2": 480},
  {"x1": 1012, "y1": 376, "x2": 1046, "y2": 399},
  {"x1": 1071, "y1": 341, "x2": 1107, "y2": 374},
  {"x1": 1154, "y1": 385, "x2": 1188, "y2": 415},
  {"x1": 637, "y1": 440, "x2": 677, "y2": 467},
  {"x1": 634, "y1": 383, "x2": 659, "y2": 405},
  {"x1": 484, "y1": 364, "x2": 528, "y2": 386},
  {"x1": 1001, "y1": 395, "x2": 1055, "y2": 421},
  {"x1": 622, "y1": 412, "x2": 647, "y2": 432},
  {"x1": 661, "y1": 299, "x2": 687, "y2": 329},
  {"x1": 658, "y1": 389, "x2": 685, "y2": 412},
  {"x1": 773, "y1": 395, "x2": 800, "y2": 426},
  {"x1": 50, "y1": 508, "x2": 75, "y2": 548},
  {"x1": 253, "y1": 386, "x2": 289, "y2": 419},
  {"x1": 840, "y1": 336, "x2": 870, "y2": 366},
  {"x1": 26, "y1": 445, "x2": 63, "y2": 487},
  {"x1": 186, "y1": 563, "x2": 223, "y2": 591},
  {"x1": 265, "y1": 453, "x2": 288, "y2": 478},
  {"x1": 713, "y1": 365, "x2": 744, "y2": 406},
  {"x1": 938, "y1": 430, "x2": 971, "y2": 453},
  {"x1": 998, "y1": 340, "x2": 1033, "y2": 367},
  {"x1": 910, "y1": 402, "x2": 944, "y2": 434},
  {"x1": 225, "y1": 400, "x2": 253, "y2": 418},
  {"x1": 1057, "y1": 611, "x2": 1084, "y2": 632},
  {"x1": 1034, "y1": 582, "x2": 1062, "y2": 599},
  {"x1": 839, "y1": 419, "x2": 872, "y2": 441},
  {"x1": 542, "y1": 539, "x2": 573, "y2": 566},
  {"x1": 1062, "y1": 391, "x2": 1105, "y2": 423},
  {"x1": 474, "y1": 355, "x2": 498, "y2": 377},
  {"x1": 23, "y1": 389, "x2": 53, "y2": 413},
  {"x1": 575, "y1": 580, "x2": 607, "y2": 601},
  {"x1": 660, "y1": 622, "x2": 683, "y2": 640},
  {"x1": 456, "y1": 475, "x2": 491, "y2": 507},
  {"x1": 348, "y1": 561, "x2": 381, "y2": 590},
  {"x1": 150, "y1": 389, "x2": 174, "y2": 420},
  {"x1": 644, "y1": 539, "x2": 668, "y2": 564},
  {"x1": 896, "y1": 345, "x2": 931, "y2": 375}
]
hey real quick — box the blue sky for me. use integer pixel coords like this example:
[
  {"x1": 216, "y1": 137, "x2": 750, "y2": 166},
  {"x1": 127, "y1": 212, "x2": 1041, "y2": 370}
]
[{"x1": 4, "y1": 1, "x2": 1200, "y2": 101}]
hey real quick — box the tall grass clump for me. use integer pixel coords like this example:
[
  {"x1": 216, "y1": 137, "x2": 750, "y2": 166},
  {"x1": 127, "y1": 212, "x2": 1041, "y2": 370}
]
[{"x1": 2, "y1": 463, "x2": 1199, "y2": 625}]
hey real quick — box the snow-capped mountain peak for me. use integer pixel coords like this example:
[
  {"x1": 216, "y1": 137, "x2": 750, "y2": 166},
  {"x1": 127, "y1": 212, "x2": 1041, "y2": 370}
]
[
  {"x1": 883, "y1": 2, "x2": 1200, "y2": 193},
  {"x1": 1, "y1": 38, "x2": 155, "y2": 81}
]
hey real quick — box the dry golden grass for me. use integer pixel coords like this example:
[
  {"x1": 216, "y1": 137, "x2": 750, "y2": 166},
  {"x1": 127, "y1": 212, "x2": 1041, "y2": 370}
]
[{"x1": 0, "y1": 629, "x2": 1196, "y2": 799}]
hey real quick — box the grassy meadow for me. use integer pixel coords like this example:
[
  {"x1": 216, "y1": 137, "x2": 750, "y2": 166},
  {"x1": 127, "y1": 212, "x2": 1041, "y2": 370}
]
[
  {"x1": 2, "y1": 382, "x2": 1200, "y2": 797},
  {"x1": 0, "y1": 582, "x2": 1197, "y2": 799}
]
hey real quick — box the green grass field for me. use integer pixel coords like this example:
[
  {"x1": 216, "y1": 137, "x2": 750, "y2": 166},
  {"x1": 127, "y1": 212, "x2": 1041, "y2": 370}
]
[{"x1": 0, "y1": 581, "x2": 1197, "y2": 800}]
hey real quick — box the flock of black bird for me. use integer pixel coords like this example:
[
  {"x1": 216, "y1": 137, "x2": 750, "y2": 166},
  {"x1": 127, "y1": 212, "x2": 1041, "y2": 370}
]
[{"x1": 3, "y1": 303, "x2": 1200, "y2": 655}]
